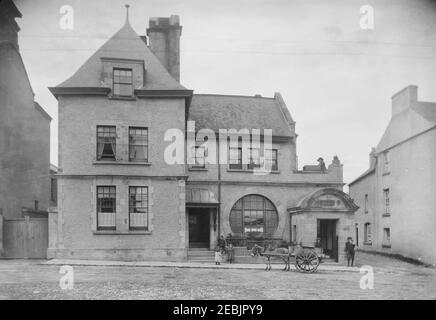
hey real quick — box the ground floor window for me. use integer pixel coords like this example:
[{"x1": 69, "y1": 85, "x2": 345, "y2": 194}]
[
  {"x1": 97, "y1": 186, "x2": 116, "y2": 230},
  {"x1": 229, "y1": 194, "x2": 278, "y2": 237},
  {"x1": 383, "y1": 228, "x2": 391, "y2": 247},
  {"x1": 129, "y1": 186, "x2": 149, "y2": 230}
]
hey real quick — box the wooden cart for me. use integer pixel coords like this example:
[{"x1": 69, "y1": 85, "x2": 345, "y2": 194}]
[{"x1": 252, "y1": 245, "x2": 322, "y2": 273}]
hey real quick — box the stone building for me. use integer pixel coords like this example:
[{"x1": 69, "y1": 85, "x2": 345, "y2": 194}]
[
  {"x1": 0, "y1": 0, "x2": 52, "y2": 219},
  {"x1": 349, "y1": 85, "x2": 436, "y2": 265},
  {"x1": 48, "y1": 11, "x2": 357, "y2": 262}
]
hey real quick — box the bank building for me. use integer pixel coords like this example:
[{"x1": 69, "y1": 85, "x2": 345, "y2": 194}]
[{"x1": 48, "y1": 9, "x2": 358, "y2": 263}]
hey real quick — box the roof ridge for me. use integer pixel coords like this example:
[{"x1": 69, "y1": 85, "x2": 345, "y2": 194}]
[{"x1": 193, "y1": 93, "x2": 275, "y2": 100}]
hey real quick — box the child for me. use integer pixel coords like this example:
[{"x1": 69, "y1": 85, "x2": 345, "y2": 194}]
[
  {"x1": 227, "y1": 243, "x2": 235, "y2": 264},
  {"x1": 215, "y1": 247, "x2": 222, "y2": 265}
]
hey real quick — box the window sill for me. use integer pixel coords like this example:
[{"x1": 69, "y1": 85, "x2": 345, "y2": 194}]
[
  {"x1": 382, "y1": 244, "x2": 391, "y2": 248},
  {"x1": 108, "y1": 95, "x2": 136, "y2": 101},
  {"x1": 227, "y1": 168, "x2": 280, "y2": 174},
  {"x1": 382, "y1": 213, "x2": 391, "y2": 217},
  {"x1": 188, "y1": 167, "x2": 208, "y2": 171},
  {"x1": 93, "y1": 231, "x2": 151, "y2": 235},
  {"x1": 93, "y1": 161, "x2": 151, "y2": 166}
]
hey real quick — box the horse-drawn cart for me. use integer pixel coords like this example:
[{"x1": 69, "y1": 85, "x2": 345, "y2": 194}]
[{"x1": 251, "y1": 245, "x2": 323, "y2": 273}]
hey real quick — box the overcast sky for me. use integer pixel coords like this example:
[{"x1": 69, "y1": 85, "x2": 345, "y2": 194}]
[{"x1": 14, "y1": 0, "x2": 436, "y2": 186}]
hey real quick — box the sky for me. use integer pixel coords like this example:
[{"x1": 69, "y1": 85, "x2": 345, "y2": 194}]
[{"x1": 13, "y1": 0, "x2": 436, "y2": 186}]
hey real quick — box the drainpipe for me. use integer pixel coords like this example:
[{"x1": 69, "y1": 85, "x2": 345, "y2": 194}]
[{"x1": 217, "y1": 136, "x2": 222, "y2": 243}]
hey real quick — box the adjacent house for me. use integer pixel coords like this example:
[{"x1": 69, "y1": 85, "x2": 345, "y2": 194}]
[
  {"x1": 0, "y1": 0, "x2": 52, "y2": 218},
  {"x1": 350, "y1": 85, "x2": 436, "y2": 265},
  {"x1": 48, "y1": 10, "x2": 357, "y2": 262}
]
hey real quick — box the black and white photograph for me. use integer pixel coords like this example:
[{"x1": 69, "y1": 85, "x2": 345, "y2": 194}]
[{"x1": 0, "y1": 0, "x2": 435, "y2": 305}]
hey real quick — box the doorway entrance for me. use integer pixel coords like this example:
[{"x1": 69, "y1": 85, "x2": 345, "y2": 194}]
[
  {"x1": 188, "y1": 208, "x2": 210, "y2": 248},
  {"x1": 317, "y1": 219, "x2": 338, "y2": 261}
]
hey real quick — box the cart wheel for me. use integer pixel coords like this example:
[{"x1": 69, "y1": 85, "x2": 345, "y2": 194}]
[{"x1": 295, "y1": 249, "x2": 320, "y2": 273}]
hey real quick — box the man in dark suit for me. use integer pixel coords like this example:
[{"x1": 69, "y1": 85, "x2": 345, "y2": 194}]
[{"x1": 345, "y1": 237, "x2": 356, "y2": 267}]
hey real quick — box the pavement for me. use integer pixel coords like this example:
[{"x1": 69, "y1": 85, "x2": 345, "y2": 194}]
[{"x1": 44, "y1": 259, "x2": 361, "y2": 272}]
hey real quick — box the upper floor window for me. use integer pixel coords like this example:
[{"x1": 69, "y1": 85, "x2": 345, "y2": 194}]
[
  {"x1": 191, "y1": 146, "x2": 206, "y2": 168},
  {"x1": 383, "y1": 188, "x2": 390, "y2": 215},
  {"x1": 364, "y1": 194, "x2": 368, "y2": 213},
  {"x1": 97, "y1": 126, "x2": 116, "y2": 161},
  {"x1": 129, "y1": 186, "x2": 149, "y2": 231},
  {"x1": 97, "y1": 186, "x2": 116, "y2": 230},
  {"x1": 129, "y1": 127, "x2": 148, "y2": 162},
  {"x1": 247, "y1": 148, "x2": 261, "y2": 170},
  {"x1": 113, "y1": 68, "x2": 133, "y2": 97},
  {"x1": 229, "y1": 147, "x2": 242, "y2": 170},
  {"x1": 383, "y1": 151, "x2": 390, "y2": 173},
  {"x1": 265, "y1": 149, "x2": 278, "y2": 171}
]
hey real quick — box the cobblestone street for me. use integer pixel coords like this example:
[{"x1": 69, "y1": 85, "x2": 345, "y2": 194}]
[{"x1": 0, "y1": 252, "x2": 435, "y2": 300}]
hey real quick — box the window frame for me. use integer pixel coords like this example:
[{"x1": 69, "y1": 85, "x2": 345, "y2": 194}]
[
  {"x1": 364, "y1": 222, "x2": 372, "y2": 244},
  {"x1": 247, "y1": 147, "x2": 261, "y2": 170},
  {"x1": 128, "y1": 127, "x2": 148, "y2": 162},
  {"x1": 96, "y1": 186, "x2": 116, "y2": 231},
  {"x1": 191, "y1": 145, "x2": 206, "y2": 168},
  {"x1": 264, "y1": 149, "x2": 278, "y2": 171},
  {"x1": 113, "y1": 68, "x2": 133, "y2": 97},
  {"x1": 364, "y1": 194, "x2": 368, "y2": 213},
  {"x1": 383, "y1": 188, "x2": 390, "y2": 216},
  {"x1": 383, "y1": 228, "x2": 391, "y2": 247},
  {"x1": 383, "y1": 151, "x2": 390, "y2": 173},
  {"x1": 229, "y1": 146, "x2": 243, "y2": 170},
  {"x1": 229, "y1": 194, "x2": 279, "y2": 238},
  {"x1": 128, "y1": 186, "x2": 149, "y2": 231},
  {"x1": 96, "y1": 125, "x2": 117, "y2": 161}
]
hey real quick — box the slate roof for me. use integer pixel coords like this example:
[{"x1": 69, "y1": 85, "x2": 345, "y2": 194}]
[
  {"x1": 188, "y1": 94, "x2": 294, "y2": 137},
  {"x1": 56, "y1": 19, "x2": 186, "y2": 91},
  {"x1": 348, "y1": 167, "x2": 375, "y2": 186}
]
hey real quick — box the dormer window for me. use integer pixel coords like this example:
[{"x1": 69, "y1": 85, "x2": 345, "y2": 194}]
[{"x1": 113, "y1": 68, "x2": 133, "y2": 97}]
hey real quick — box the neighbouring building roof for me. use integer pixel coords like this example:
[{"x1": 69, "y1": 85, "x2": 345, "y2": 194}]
[
  {"x1": 55, "y1": 19, "x2": 186, "y2": 91},
  {"x1": 188, "y1": 94, "x2": 294, "y2": 138},
  {"x1": 348, "y1": 167, "x2": 375, "y2": 186},
  {"x1": 376, "y1": 102, "x2": 436, "y2": 152}
]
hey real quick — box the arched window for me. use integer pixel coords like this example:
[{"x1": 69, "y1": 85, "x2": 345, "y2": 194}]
[
  {"x1": 229, "y1": 195, "x2": 278, "y2": 237},
  {"x1": 364, "y1": 223, "x2": 372, "y2": 244}
]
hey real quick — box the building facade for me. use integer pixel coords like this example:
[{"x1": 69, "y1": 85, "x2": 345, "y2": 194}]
[
  {"x1": 48, "y1": 12, "x2": 357, "y2": 262},
  {"x1": 0, "y1": 0, "x2": 52, "y2": 219},
  {"x1": 350, "y1": 85, "x2": 436, "y2": 265}
]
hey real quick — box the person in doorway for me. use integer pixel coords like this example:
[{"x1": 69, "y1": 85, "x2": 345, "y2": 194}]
[{"x1": 345, "y1": 237, "x2": 356, "y2": 267}]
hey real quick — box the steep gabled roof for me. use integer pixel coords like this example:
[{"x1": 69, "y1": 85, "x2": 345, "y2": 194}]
[
  {"x1": 56, "y1": 20, "x2": 186, "y2": 91},
  {"x1": 376, "y1": 101, "x2": 436, "y2": 152},
  {"x1": 188, "y1": 93, "x2": 295, "y2": 138}
]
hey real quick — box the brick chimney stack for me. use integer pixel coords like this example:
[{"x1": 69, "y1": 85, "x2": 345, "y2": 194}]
[
  {"x1": 391, "y1": 85, "x2": 418, "y2": 117},
  {"x1": 146, "y1": 15, "x2": 182, "y2": 82},
  {"x1": 0, "y1": 0, "x2": 22, "y2": 50}
]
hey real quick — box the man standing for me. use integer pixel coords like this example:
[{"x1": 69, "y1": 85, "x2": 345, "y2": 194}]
[{"x1": 345, "y1": 237, "x2": 356, "y2": 267}]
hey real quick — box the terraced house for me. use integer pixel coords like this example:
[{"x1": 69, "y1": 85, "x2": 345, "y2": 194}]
[
  {"x1": 48, "y1": 10, "x2": 358, "y2": 262},
  {"x1": 350, "y1": 85, "x2": 436, "y2": 265}
]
